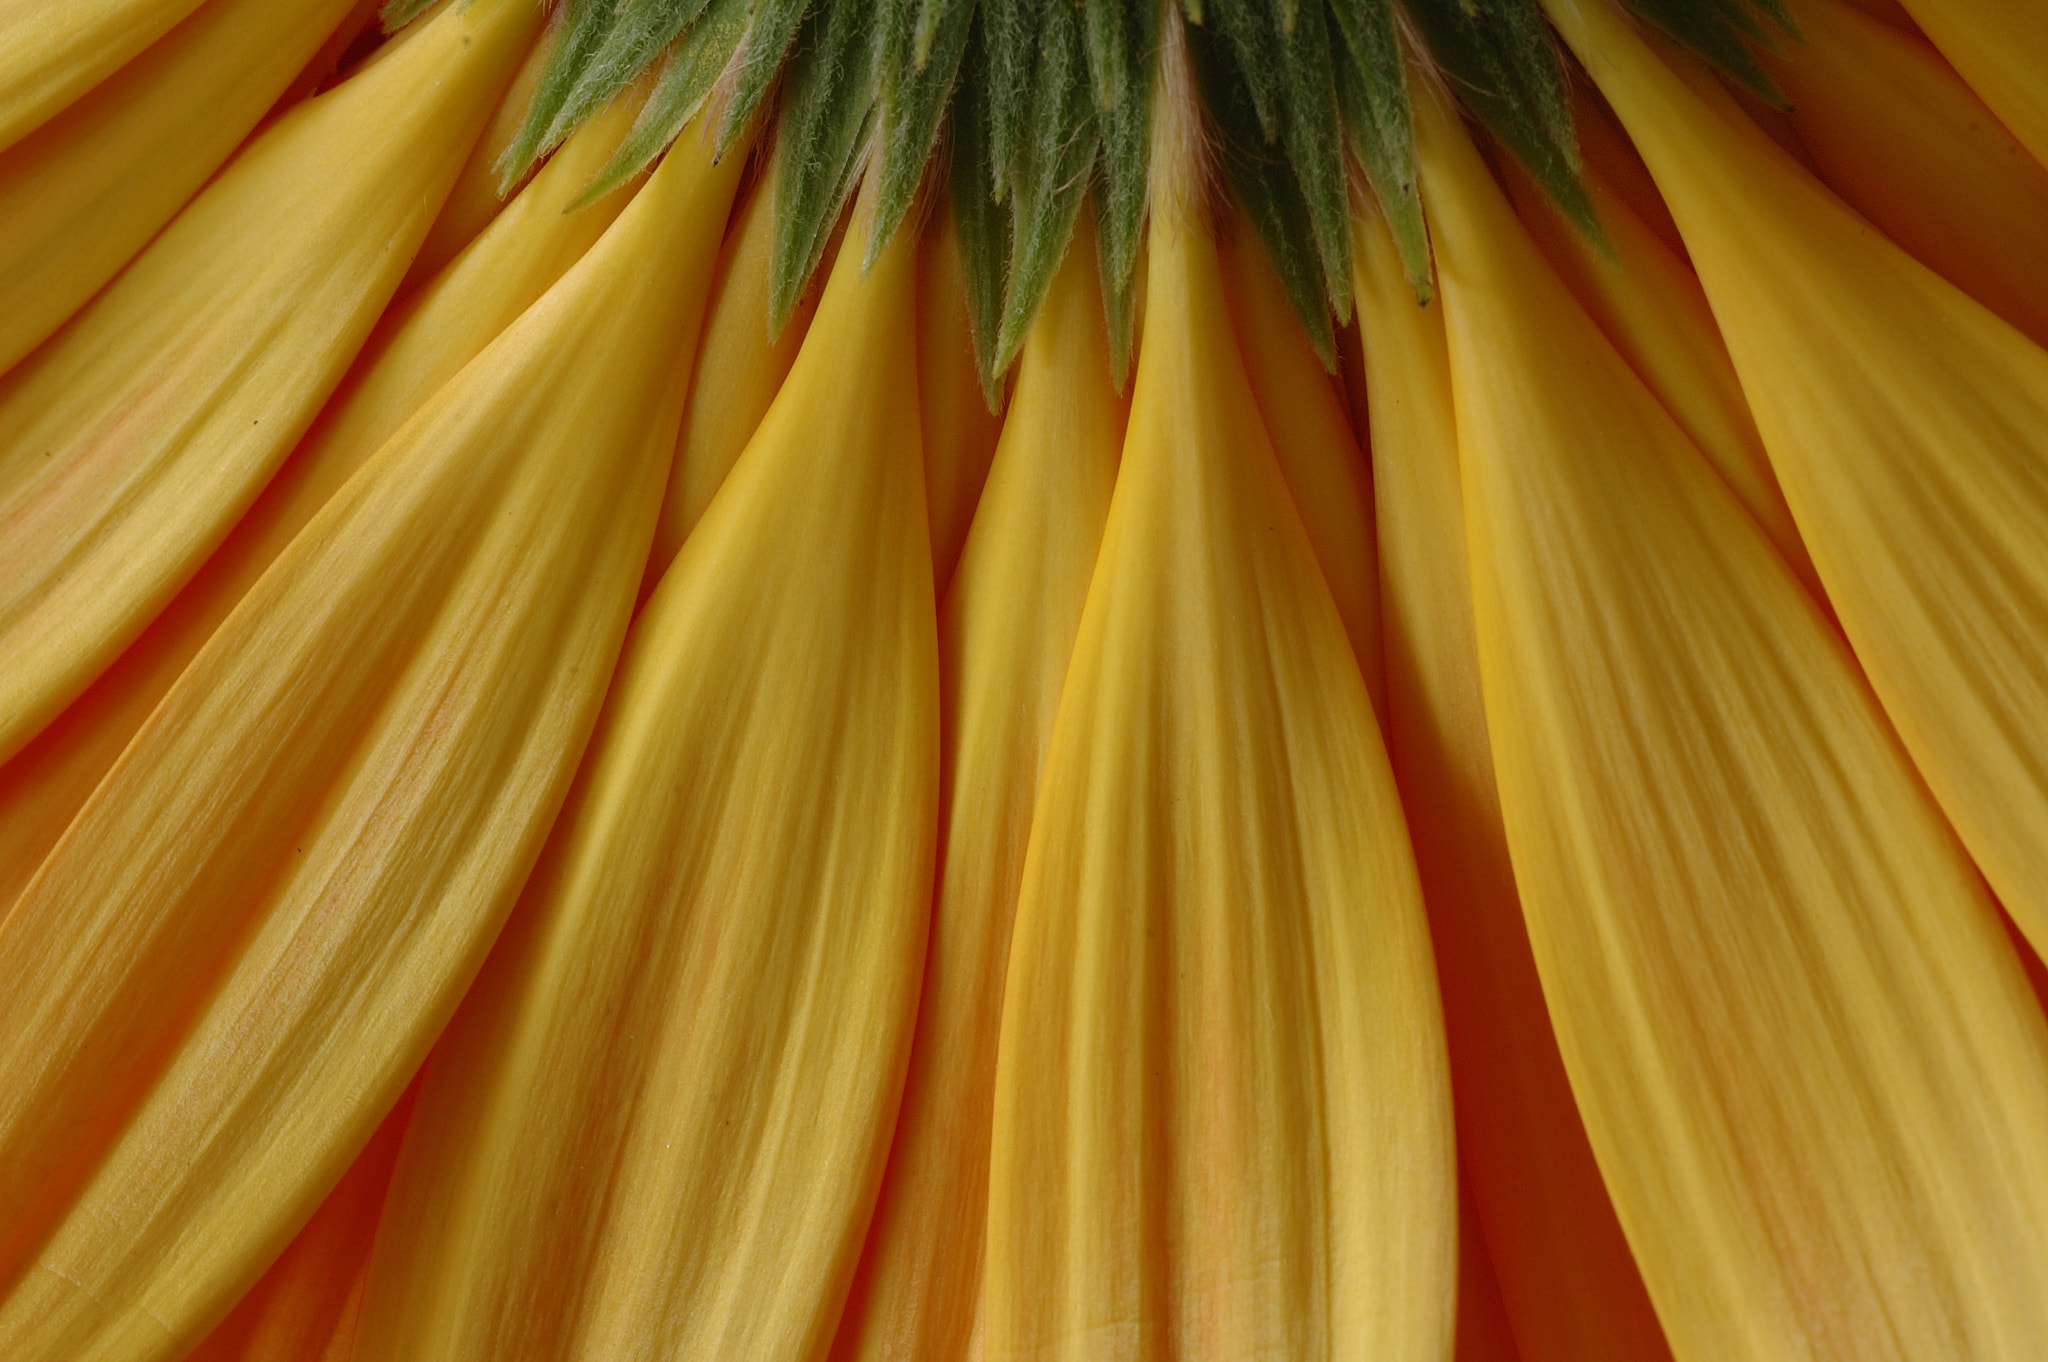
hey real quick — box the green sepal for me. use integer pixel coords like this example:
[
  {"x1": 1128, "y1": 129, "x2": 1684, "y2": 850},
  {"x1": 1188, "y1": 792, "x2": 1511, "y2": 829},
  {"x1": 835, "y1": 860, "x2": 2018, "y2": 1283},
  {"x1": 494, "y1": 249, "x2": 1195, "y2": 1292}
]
[
  {"x1": 996, "y1": 0, "x2": 1100, "y2": 369},
  {"x1": 768, "y1": 0, "x2": 880, "y2": 331},
  {"x1": 983, "y1": 0, "x2": 1034, "y2": 198},
  {"x1": 1190, "y1": 13, "x2": 1338, "y2": 368},
  {"x1": 1403, "y1": 0, "x2": 1603, "y2": 246},
  {"x1": 1079, "y1": 0, "x2": 1126, "y2": 110},
  {"x1": 570, "y1": 0, "x2": 755, "y2": 209},
  {"x1": 1620, "y1": 0, "x2": 1794, "y2": 104},
  {"x1": 1207, "y1": 0, "x2": 1285, "y2": 140},
  {"x1": 718, "y1": 0, "x2": 815, "y2": 155},
  {"x1": 1273, "y1": 0, "x2": 1352, "y2": 321},
  {"x1": 498, "y1": 0, "x2": 619, "y2": 189},
  {"x1": 1091, "y1": 0, "x2": 1153, "y2": 385},
  {"x1": 1328, "y1": 0, "x2": 1429, "y2": 298},
  {"x1": 869, "y1": 0, "x2": 974, "y2": 265},
  {"x1": 535, "y1": 0, "x2": 717, "y2": 158},
  {"x1": 951, "y1": 13, "x2": 1014, "y2": 406}
]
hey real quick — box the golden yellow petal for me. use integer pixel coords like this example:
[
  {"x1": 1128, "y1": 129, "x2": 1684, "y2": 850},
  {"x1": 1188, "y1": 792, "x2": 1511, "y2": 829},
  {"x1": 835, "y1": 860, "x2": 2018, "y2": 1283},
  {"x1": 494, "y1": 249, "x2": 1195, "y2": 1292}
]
[
  {"x1": 1893, "y1": 0, "x2": 2048, "y2": 170},
  {"x1": 1417, "y1": 81, "x2": 2048, "y2": 1361},
  {"x1": 641, "y1": 154, "x2": 824, "y2": 595},
  {"x1": 0, "y1": 0, "x2": 541, "y2": 766},
  {"x1": 1547, "y1": 0, "x2": 2048, "y2": 967},
  {"x1": 1772, "y1": 0, "x2": 2048, "y2": 349},
  {"x1": 832, "y1": 227, "x2": 1124, "y2": 1362},
  {"x1": 1500, "y1": 157, "x2": 1819, "y2": 602},
  {"x1": 0, "y1": 85, "x2": 643, "y2": 919},
  {"x1": 0, "y1": 121, "x2": 741, "y2": 1361},
  {"x1": 0, "y1": 0, "x2": 366, "y2": 376},
  {"x1": 354, "y1": 191, "x2": 934, "y2": 1362},
  {"x1": 920, "y1": 199, "x2": 1005, "y2": 590},
  {"x1": 1355, "y1": 200, "x2": 1671, "y2": 1362},
  {"x1": 1219, "y1": 211, "x2": 1386, "y2": 718},
  {"x1": 0, "y1": 0, "x2": 206, "y2": 151},
  {"x1": 983, "y1": 194, "x2": 1453, "y2": 1361}
]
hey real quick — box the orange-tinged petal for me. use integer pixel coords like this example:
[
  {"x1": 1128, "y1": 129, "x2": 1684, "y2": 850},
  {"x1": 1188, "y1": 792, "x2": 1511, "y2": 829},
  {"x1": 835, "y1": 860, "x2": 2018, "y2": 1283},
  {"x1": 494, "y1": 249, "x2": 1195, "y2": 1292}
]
[
  {"x1": 832, "y1": 228, "x2": 1124, "y2": 1362},
  {"x1": 0, "y1": 0, "x2": 368, "y2": 376},
  {"x1": 183, "y1": 1086, "x2": 417, "y2": 1362},
  {"x1": 0, "y1": 0, "x2": 207, "y2": 151},
  {"x1": 1547, "y1": 0, "x2": 2048, "y2": 966},
  {"x1": 1219, "y1": 212, "x2": 1385, "y2": 718},
  {"x1": 1892, "y1": 0, "x2": 2048, "y2": 170},
  {"x1": 1355, "y1": 200, "x2": 1671, "y2": 1362},
  {"x1": 0, "y1": 87, "x2": 644, "y2": 918},
  {"x1": 1418, "y1": 81, "x2": 2048, "y2": 1361},
  {"x1": 1771, "y1": 0, "x2": 2048, "y2": 348},
  {"x1": 983, "y1": 92, "x2": 1454, "y2": 1356},
  {"x1": 0, "y1": 122, "x2": 742, "y2": 1360},
  {"x1": 355, "y1": 190, "x2": 934, "y2": 1362},
  {"x1": 921, "y1": 199, "x2": 1005, "y2": 590},
  {"x1": 641, "y1": 155, "x2": 824, "y2": 595},
  {"x1": 0, "y1": 0, "x2": 541, "y2": 766},
  {"x1": 1500, "y1": 157, "x2": 1819, "y2": 599}
]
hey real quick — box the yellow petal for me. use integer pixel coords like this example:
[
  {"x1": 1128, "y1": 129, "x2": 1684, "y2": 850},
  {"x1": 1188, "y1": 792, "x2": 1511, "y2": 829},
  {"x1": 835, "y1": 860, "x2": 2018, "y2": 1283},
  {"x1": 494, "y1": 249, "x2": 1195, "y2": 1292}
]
[
  {"x1": 1772, "y1": 0, "x2": 2048, "y2": 348},
  {"x1": 183, "y1": 1086, "x2": 416, "y2": 1362},
  {"x1": 920, "y1": 199, "x2": 1005, "y2": 589},
  {"x1": 0, "y1": 0, "x2": 205, "y2": 151},
  {"x1": 983, "y1": 158, "x2": 1454, "y2": 1361},
  {"x1": 642, "y1": 153, "x2": 824, "y2": 594},
  {"x1": 354, "y1": 192, "x2": 934, "y2": 1362},
  {"x1": 1893, "y1": 0, "x2": 2048, "y2": 170},
  {"x1": 0, "y1": 86, "x2": 644, "y2": 919},
  {"x1": 399, "y1": 22, "x2": 558, "y2": 295},
  {"x1": 1219, "y1": 211, "x2": 1385, "y2": 717},
  {"x1": 0, "y1": 122, "x2": 741, "y2": 1360},
  {"x1": 0, "y1": 0, "x2": 367, "y2": 375},
  {"x1": 1354, "y1": 200, "x2": 1671, "y2": 1362},
  {"x1": 1547, "y1": 0, "x2": 2048, "y2": 967},
  {"x1": 1501, "y1": 158, "x2": 1818, "y2": 602},
  {"x1": 1417, "y1": 82, "x2": 2048, "y2": 1360},
  {"x1": 832, "y1": 227, "x2": 1124, "y2": 1362},
  {"x1": 0, "y1": 0, "x2": 541, "y2": 766}
]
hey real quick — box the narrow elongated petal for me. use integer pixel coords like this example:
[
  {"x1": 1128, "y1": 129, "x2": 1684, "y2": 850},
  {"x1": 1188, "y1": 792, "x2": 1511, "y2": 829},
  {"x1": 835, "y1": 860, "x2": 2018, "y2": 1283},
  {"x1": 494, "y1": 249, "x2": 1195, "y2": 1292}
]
[
  {"x1": 1893, "y1": 0, "x2": 2048, "y2": 170},
  {"x1": 1501, "y1": 158, "x2": 1819, "y2": 599},
  {"x1": 183, "y1": 1088, "x2": 417, "y2": 1362},
  {"x1": 1772, "y1": 0, "x2": 2048, "y2": 348},
  {"x1": 921, "y1": 200, "x2": 1006, "y2": 587},
  {"x1": 1418, "y1": 86, "x2": 2048, "y2": 1361},
  {"x1": 1220, "y1": 213, "x2": 1385, "y2": 715},
  {"x1": 356, "y1": 192, "x2": 934, "y2": 1362},
  {"x1": 1355, "y1": 201, "x2": 1671, "y2": 1362},
  {"x1": 0, "y1": 0, "x2": 366, "y2": 376},
  {"x1": 984, "y1": 148, "x2": 1454, "y2": 1361},
  {"x1": 1547, "y1": 0, "x2": 2048, "y2": 964},
  {"x1": 832, "y1": 228, "x2": 1124, "y2": 1362},
  {"x1": 400, "y1": 27, "x2": 559, "y2": 295},
  {"x1": 0, "y1": 89, "x2": 643, "y2": 918},
  {"x1": 642, "y1": 156, "x2": 824, "y2": 593},
  {"x1": 0, "y1": 0, "x2": 541, "y2": 766},
  {"x1": 0, "y1": 125, "x2": 742, "y2": 1358},
  {"x1": 0, "y1": 0, "x2": 206, "y2": 151}
]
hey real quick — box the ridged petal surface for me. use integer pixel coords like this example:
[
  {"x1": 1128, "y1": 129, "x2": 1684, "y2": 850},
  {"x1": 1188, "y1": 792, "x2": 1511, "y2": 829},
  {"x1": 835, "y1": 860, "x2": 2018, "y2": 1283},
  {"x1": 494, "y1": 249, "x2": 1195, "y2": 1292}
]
[
  {"x1": 1418, "y1": 83, "x2": 2048, "y2": 1362},
  {"x1": 1355, "y1": 202, "x2": 1671, "y2": 1362},
  {"x1": 0, "y1": 0, "x2": 208, "y2": 151},
  {"x1": 0, "y1": 89, "x2": 643, "y2": 917},
  {"x1": 832, "y1": 228, "x2": 1124, "y2": 1362},
  {"x1": 354, "y1": 196, "x2": 935, "y2": 1362},
  {"x1": 983, "y1": 200, "x2": 1454, "y2": 1361},
  {"x1": 0, "y1": 120, "x2": 740, "y2": 1360},
  {"x1": 1547, "y1": 0, "x2": 2048, "y2": 968},
  {"x1": 0, "y1": 0, "x2": 540, "y2": 765}
]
